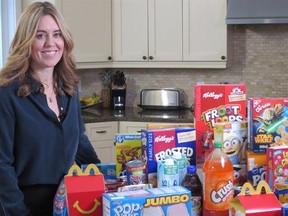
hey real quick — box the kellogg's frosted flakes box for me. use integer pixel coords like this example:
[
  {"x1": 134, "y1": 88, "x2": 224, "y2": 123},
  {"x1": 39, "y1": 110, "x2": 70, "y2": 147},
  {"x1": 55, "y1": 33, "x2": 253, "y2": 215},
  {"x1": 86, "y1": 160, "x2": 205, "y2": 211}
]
[
  {"x1": 248, "y1": 98, "x2": 288, "y2": 153},
  {"x1": 194, "y1": 84, "x2": 247, "y2": 164},
  {"x1": 103, "y1": 186, "x2": 192, "y2": 216},
  {"x1": 141, "y1": 127, "x2": 196, "y2": 188},
  {"x1": 266, "y1": 146, "x2": 288, "y2": 191}
]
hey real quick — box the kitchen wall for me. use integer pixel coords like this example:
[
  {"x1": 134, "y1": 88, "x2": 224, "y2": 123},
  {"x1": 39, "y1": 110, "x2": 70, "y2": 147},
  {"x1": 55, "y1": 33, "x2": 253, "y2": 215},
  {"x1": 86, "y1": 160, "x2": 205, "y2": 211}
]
[{"x1": 78, "y1": 24, "x2": 288, "y2": 108}]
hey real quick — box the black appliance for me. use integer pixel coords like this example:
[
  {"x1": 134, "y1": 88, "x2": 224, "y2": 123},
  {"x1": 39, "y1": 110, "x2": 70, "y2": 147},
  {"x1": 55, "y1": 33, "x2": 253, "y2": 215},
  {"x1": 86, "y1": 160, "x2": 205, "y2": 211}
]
[{"x1": 111, "y1": 88, "x2": 126, "y2": 110}]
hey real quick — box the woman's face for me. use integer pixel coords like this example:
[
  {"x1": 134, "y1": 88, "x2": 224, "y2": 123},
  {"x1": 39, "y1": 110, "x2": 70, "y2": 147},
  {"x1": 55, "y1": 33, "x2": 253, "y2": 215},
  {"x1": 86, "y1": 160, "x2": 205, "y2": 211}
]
[{"x1": 30, "y1": 15, "x2": 64, "y2": 71}]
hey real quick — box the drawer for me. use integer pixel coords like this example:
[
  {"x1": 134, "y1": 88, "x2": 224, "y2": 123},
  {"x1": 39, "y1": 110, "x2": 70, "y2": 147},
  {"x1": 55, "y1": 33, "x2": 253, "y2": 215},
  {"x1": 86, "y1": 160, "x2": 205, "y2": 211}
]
[{"x1": 85, "y1": 121, "x2": 118, "y2": 141}]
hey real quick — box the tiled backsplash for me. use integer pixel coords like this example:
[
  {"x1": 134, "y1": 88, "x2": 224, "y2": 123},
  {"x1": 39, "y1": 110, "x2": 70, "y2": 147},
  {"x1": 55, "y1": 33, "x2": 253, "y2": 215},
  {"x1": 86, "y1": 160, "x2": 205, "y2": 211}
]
[{"x1": 78, "y1": 25, "x2": 288, "y2": 108}]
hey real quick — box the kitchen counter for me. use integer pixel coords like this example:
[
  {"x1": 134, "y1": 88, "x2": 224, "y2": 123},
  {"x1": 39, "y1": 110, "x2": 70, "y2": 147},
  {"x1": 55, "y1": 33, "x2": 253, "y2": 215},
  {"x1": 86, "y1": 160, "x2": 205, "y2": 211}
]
[{"x1": 81, "y1": 107, "x2": 194, "y2": 123}]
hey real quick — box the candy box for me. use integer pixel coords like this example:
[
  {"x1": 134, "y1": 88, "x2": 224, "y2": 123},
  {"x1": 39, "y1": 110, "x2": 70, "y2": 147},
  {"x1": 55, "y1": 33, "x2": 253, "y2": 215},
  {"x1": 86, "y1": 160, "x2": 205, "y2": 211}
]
[
  {"x1": 266, "y1": 146, "x2": 288, "y2": 191},
  {"x1": 141, "y1": 127, "x2": 196, "y2": 187},
  {"x1": 214, "y1": 121, "x2": 248, "y2": 164},
  {"x1": 229, "y1": 180, "x2": 281, "y2": 215},
  {"x1": 115, "y1": 133, "x2": 142, "y2": 179},
  {"x1": 102, "y1": 186, "x2": 192, "y2": 216},
  {"x1": 248, "y1": 97, "x2": 288, "y2": 153},
  {"x1": 194, "y1": 84, "x2": 247, "y2": 164},
  {"x1": 246, "y1": 150, "x2": 266, "y2": 188}
]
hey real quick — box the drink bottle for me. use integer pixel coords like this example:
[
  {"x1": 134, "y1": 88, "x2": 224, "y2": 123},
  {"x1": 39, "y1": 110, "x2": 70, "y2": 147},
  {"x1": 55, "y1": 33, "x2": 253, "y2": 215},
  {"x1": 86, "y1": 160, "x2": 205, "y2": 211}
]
[
  {"x1": 203, "y1": 142, "x2": 234, "y2": 216},
  {"x1": 181, "y1": 165, "x2": 202, "y2": 216}
]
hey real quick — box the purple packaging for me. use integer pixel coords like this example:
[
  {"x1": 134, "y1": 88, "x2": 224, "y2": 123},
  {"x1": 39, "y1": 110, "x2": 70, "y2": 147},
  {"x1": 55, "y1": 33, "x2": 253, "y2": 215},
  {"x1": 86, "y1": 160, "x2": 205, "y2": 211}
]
[{"x1": 141, "y1": 127, "x2": 196, "y2": 188}]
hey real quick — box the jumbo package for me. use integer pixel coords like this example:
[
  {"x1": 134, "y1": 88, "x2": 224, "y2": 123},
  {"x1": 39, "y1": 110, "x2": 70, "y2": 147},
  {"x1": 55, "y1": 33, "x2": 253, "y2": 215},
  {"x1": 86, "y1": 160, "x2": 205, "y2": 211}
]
[
  {"x1": 115, "y1": 133, "x2": 142, "y2": 179},
  {"x1": 248, "y1": 98, "x2": 288, "y2": 153},
  {"x1": 194, "y1": 84, "x2": 247, "y2": 164},
  {"x1": 266, "y1": 146, "x2": 288, "y2": 191},
  {"x1": 246, "y1": 150, "x2": 266, "y2": 188},
  {"x1": 102, "y1": 186, "x2": 192, "y2": 216},
  {"x1": 141, "y1": 127, "x2": 196, "y2": 188}
]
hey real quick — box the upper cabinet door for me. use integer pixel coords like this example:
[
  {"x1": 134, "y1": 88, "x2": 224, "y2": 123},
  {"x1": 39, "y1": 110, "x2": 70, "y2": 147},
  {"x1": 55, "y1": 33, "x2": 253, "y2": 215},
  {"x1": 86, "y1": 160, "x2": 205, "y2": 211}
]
[
  {"x1": 113, "y1": 0, "x2": 183, "y2": 62},
  {"x1": 113, "y1": 0, "x2": 148, "y2": 61},
  {"x1": 148, "y1": 0, "x2": 183, "y2": 61},
  {"x1": 183, "y1": 0, "x2": 227, "y2": 62},
  {"x1": 62, "y1": 0, "x2": 112, "y2": 67}
]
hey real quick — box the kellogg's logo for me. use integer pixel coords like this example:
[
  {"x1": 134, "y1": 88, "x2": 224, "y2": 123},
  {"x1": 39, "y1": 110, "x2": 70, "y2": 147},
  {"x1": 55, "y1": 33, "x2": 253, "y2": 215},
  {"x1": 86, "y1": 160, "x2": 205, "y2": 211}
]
[
  {"x1": 231, "y1": 87, "x2": 244, "y2": 95},
  {"x1": 154, "y1": 135, "x2": 174, "y2": 143},
  {"x1": 203, "y1": 92, "x2": 223, "y2": 99}
]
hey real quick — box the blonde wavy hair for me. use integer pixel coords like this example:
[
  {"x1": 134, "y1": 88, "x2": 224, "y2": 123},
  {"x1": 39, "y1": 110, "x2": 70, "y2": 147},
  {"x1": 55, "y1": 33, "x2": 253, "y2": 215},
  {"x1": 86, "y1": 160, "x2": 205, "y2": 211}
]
[{"x1": 0, "y1": 1, "x2": 78, "y2": 96}]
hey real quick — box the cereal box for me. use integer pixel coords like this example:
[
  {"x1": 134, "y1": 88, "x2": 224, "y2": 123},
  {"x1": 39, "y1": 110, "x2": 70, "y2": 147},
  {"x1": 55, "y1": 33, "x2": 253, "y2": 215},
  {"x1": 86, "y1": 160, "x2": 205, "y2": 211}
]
[
  {"x1": 141, "y1": 127, "x2": 196, "y2": 188},
  {"x1": 115, "y1": 133, "x2": 142, "y2": 179},
  {"x1": 266, "y1": 146, "x2": 288, "y2": 191},
  {"x1": 103, "y1": 186, "x2": 192, "y2": 216},
  {"x1": 194, "y1": 84, "x2": 247, "y2": 164},
  {"x1": 246, "y1": 150, "x2": 266, "y2": 188},
  {"x1": 248, "y1": 97, "x2": 288, "y2": 153},
  {"x1": 214, "y1": 121, "x2": 248, "y2": 164}
]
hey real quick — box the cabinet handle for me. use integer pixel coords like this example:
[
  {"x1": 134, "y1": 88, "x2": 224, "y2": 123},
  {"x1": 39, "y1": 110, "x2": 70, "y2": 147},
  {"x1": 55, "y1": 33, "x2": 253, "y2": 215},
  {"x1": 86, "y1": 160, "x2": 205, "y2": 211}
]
[
  {"x1": 149, "y1": 56, "x2": 153, "y2": 60},
  {"x1": 96, "y1": 130, "x2": 107, "y2": 134},
  {"x1": 108, "y1": 56, "x2": 112, "y2": 60},
  {"x1": 142, "y1": 56, "x2": 147, "y2": 60},
  {"x1": 221, "y1": 56, "x2": 226, "y2": 60}
]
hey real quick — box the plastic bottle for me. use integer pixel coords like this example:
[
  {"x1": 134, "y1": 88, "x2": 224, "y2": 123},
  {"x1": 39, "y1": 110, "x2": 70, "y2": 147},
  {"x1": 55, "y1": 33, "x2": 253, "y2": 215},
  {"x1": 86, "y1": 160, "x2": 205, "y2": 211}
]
[
  {"x1": 172, "y1": 152, "x2": 187, "y2": 184},
  {"x1": 203, "y1": 142, "x2": 234, "y2": 216},
  {"x1": 181, "y1": 165, "x2": 202, "y2": 216}
]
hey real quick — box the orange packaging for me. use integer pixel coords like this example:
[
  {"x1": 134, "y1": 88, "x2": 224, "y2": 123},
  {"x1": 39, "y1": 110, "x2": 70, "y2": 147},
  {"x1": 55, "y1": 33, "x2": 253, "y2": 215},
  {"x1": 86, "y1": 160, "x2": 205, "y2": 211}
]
[{"x1": 203, "y1": 142, "x2": 234, "y2": 215}]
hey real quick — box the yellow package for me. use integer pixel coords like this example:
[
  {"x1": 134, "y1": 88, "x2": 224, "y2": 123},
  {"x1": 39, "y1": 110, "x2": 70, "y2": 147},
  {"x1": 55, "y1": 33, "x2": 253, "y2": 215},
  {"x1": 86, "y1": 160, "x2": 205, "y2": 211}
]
[{"x1": 115, "y1": 133, "x2": 142, "y2": 179}]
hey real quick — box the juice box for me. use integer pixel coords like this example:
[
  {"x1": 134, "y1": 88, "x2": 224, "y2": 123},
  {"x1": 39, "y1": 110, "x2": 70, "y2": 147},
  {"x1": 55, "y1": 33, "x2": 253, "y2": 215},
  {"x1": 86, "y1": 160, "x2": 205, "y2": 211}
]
[
  {"x1": 102, "y1": 186, "x2": 192, "y2": 216},
  {"x1": 248, "y1": 98, "x2": 288, "y2": 153},
  {"x1": 141, "y1": 127, "x2": 196, "y2": 188},
  {"x1": 115, "y1": 133, "x2": 142, "y2": 179},
  {"x1": 246, "y1": 150, "x2": 266, "y2": 188},
  {"x1": 194, "y1": 84, "x2": 247, "y2": 164},
  {"x1": 266, "y1": 146, "x2": 288, "y2": 191},
  {"x1": 214, "y1": 121, "x2": 248, "y2": 164}
]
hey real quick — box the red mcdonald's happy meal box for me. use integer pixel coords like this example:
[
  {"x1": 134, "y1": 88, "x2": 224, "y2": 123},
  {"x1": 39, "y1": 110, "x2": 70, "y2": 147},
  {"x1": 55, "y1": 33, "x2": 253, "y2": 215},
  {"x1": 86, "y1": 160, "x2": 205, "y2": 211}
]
[
  {"x1": 64, "y1": 164, "x2": 105, "y2": 216},
  {"x1": 194, "y1": 84, "x2": 247, "y2": 164}
]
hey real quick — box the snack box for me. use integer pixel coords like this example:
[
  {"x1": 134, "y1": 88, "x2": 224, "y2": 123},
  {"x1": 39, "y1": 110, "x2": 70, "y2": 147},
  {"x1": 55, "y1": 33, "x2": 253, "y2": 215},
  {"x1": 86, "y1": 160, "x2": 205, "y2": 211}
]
[
  {"x1": 82, "y1": 163, "x2": 117, "y2": 180},
  {"x1": 102, "y1": 186, "x2": 192, "y2": 216},
  {"x1": 248, "y1": 97, "x2": 288, "y2": 153},
  {"x1": 115, "y1": 133, "x2": 142, "y2": 179},
  {"x1": 141, "y1": 127, "x2": 196, "y2": 187},
  {"x1": 266, "y1": 146, "x2": 288, "y2": 191},
  {"x1": 246, "y1": 150, "x2": 266, "y2": 188},
  {"x1": 214, "y1": 121, "x2": 248, "y2": 164},
  {"x1": 194, "y1": 84, "x2": 247, "y2": 164}
]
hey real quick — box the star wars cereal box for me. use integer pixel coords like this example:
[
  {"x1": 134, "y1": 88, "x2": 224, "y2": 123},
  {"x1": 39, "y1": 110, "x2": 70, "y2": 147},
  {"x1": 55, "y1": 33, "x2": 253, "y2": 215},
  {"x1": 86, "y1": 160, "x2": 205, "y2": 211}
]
[
  {"x1": 266, "y1": 146, "x2": 288, "y2": 191},
  {"x1": 115, "y1": 133, "x2": 142, "y2": 179},
  {"x1": 246, "y1": 150, "x2": 266, "y2": 188},
  {"x1": 248, "y1": 98, "x2": 288, "y2": 153},
  {"x1": 141, "y1": 127, "x2": 196, "y2": 188},
  {"x1": 103, "y1": 186, "x2": 192, "y2": 216},
  {"x1": 214, "y1": 121, "x2": 248, "y2": 164},
  {"x1": 194, "y1": 84, "x2": 247, "y2": 164}
]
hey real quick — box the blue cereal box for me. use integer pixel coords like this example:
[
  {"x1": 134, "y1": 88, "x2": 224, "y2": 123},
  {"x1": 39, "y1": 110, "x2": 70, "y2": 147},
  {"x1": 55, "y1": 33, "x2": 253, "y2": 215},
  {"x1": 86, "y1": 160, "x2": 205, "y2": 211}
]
[
  {"x1": 141, "y1": 127, "x2": 196, "y2": 187},
  {"x1": 102, "y1": 186, "x2": 192, "y2": 216},
  {"x1": 248, "y1": 98, "x2": 288, "y2": 153}
]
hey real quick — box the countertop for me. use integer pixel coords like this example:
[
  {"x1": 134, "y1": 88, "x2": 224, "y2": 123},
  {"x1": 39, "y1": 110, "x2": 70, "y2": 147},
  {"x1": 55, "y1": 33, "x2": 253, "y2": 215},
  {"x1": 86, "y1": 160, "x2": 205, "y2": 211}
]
[{"x1": 81, "y1": 107, "x2": 194, "y2": 123}]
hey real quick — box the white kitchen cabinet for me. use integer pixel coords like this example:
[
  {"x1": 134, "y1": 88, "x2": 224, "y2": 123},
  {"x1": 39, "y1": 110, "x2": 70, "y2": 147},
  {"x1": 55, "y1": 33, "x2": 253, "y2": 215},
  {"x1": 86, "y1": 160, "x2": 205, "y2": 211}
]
[
  {"x1": 113, "y1": 0, "x2": 183, "y2": 64},
  {"x1": 62, "y1": 0, "x2": 112, "y2": 69},
  {"x1": 85, "y1": 121, "x2": 118, "y2": 163},
  {"x1": 183, "y1": 0, "x2": 229, "y2": 68}
]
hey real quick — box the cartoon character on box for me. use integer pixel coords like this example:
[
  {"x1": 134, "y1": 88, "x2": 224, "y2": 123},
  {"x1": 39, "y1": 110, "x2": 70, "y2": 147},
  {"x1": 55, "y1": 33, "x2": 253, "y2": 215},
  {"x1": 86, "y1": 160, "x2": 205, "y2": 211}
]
[
  {"x1": 223, "y1": 135, "x2": 247, "y2": 164},
  {"x1": 253, "y1": 104, "x2": 284, "y2": 134}
]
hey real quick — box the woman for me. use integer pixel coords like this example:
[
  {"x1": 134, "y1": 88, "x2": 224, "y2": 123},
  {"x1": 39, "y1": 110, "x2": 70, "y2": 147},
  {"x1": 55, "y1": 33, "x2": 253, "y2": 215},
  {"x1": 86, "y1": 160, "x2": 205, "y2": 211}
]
[{"x1": 0, "y1": 2, "x2": 101, "y2": 215}]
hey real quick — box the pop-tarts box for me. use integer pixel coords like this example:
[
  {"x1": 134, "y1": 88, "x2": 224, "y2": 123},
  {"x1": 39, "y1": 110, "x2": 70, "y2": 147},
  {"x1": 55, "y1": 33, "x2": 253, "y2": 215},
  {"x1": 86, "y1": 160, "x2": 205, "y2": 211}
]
[
  {"x1": 194, "y1": 84, "x2": 247, "y2": 164},
  {"x1": 246, "y1": 150, "x2": 266, "y2": 188},
  {"x1": 102, "y1": 186, "x2": 192, "y2": 216},
  {"x1": 81, "y1": 163, "x2": 117, "y2": 180},
  {"x1": 248, "y1": 98, "x2": 288, "y2": 153},
  {"x1": 141, "y1": 127, "x2": 196, "y2": 188},
  {"x1": 266, "y1": 146, "x2": 288, "y2": 191}
]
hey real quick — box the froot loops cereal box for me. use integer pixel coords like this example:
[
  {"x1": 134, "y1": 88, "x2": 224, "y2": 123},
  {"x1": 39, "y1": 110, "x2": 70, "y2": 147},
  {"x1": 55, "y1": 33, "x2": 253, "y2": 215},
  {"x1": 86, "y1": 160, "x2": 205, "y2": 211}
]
[
  {"x1": 248, "y1": 98, "x2": 288, "y2": 153},
  {"x1": 194, "y1": 84, "x2": 247, "y2": 164}
]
